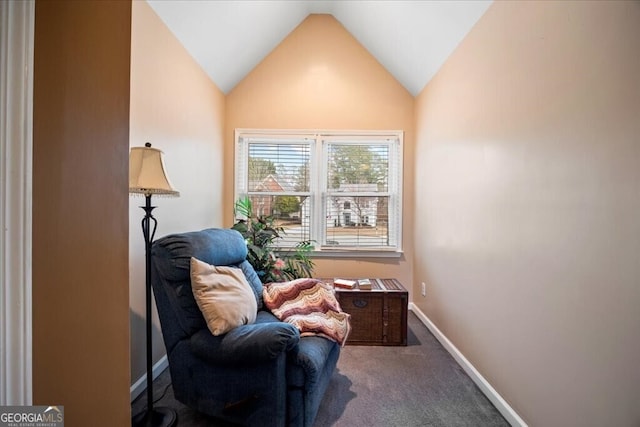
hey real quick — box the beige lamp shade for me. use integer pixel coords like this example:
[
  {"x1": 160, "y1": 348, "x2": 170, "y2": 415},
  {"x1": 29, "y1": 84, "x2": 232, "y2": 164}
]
[{"x1": 129, "y1": 144, "x2": 180, "y2": 196}]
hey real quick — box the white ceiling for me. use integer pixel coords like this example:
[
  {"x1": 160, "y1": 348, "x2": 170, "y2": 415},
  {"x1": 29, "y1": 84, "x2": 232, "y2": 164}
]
[{"x1": 147, "y1": 0, "x2": 492, "y2": 96}]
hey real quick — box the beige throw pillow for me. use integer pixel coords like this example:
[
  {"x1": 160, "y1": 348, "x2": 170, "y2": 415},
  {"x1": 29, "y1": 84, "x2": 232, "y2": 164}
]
[{"x1": 190, "y1": 257, "x2": 257, "y2": 336}]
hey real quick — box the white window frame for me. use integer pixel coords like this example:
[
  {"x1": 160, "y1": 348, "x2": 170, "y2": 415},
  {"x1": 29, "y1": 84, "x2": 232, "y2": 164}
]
[{"x1": 235, "y1": 129, "x2": 403, "y2": 258}]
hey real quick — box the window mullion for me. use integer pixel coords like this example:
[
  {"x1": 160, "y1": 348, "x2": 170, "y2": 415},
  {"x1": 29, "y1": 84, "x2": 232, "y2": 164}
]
[{"x1": 312, "y1": 135, "x2": 324, "y2": 246}]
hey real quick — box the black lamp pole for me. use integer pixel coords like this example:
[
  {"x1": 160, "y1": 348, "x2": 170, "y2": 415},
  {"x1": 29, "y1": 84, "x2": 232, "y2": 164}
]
[
  {"x1": 132, "y1": 194, "x2": 177, "y2": 427},
  {"x1": 129, "y1": 142, "x2": 178, "y2": 426}
]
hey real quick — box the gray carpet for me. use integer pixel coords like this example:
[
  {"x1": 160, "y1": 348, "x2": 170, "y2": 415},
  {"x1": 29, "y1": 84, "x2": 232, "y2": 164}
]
[{"x1": 132, "y1": 311, "x2": 510, "y2": 426}]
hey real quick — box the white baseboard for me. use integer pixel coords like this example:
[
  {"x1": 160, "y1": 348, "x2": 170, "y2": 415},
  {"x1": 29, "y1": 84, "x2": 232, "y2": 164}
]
[
  {"x1": 130, "y1": 355, "x2": 169, "y2": 402},
  {"x1": 409, "y1": 303, "x2": 527, "y2": 427}
]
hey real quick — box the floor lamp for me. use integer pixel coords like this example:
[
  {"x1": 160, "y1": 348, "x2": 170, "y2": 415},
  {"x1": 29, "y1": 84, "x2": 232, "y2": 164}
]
[{"x1": 129, "y1": 143, "x2": 179, "y2": 427}]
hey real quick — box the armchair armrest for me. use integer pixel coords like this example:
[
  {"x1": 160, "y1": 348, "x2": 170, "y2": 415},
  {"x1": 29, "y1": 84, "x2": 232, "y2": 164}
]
[{"x1": 190, "y1": 322, "x2": 300, "y2": 365}]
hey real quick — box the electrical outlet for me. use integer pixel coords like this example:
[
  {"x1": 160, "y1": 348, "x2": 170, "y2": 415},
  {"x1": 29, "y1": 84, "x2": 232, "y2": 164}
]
[{"x1": 421, "y1": 282, "x2": 426, "y2": 296}]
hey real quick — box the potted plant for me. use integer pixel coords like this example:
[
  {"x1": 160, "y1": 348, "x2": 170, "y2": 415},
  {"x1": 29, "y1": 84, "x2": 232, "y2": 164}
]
[{"x1": 231, "y1": 197, "x2": 315, "y2": 284}]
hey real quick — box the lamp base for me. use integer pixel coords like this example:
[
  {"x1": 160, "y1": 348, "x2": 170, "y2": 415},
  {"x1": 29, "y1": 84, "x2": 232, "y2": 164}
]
[{"x1": 132, "y1": 407, "x2": 177, "y2": 427}]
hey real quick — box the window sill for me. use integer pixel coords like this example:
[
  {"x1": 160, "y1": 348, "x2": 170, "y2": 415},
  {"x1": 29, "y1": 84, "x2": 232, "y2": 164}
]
[{"x1": 309, "y1": 249, "x2": 403, "y2": 259}]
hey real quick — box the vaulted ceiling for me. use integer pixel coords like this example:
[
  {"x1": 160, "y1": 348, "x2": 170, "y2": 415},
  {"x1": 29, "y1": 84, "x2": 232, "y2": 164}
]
[{"x1": 147, "y1": 0, "x2": 492, "y2": 96}]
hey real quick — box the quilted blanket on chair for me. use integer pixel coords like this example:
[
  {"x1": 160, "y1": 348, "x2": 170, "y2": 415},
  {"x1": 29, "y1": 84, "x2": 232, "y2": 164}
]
[{"x1": 263, "y1": 278, "x2": 351, "y2": 346}]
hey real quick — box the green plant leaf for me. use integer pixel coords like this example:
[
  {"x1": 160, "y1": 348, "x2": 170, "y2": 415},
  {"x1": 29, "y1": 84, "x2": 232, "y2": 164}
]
[{"x1": 234, "y1": 197, "x2": 253, "y2": 219}]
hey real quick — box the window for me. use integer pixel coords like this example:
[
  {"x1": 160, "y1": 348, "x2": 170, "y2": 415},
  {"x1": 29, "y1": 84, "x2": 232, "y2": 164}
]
[{"x1": 235, "y1": 130, "x2": 403, "y2": 256}]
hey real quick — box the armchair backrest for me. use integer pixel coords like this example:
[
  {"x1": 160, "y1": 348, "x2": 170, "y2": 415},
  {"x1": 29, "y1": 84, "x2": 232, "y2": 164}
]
[{"x1": 151, "y1": 228, "x2": 264, "y2": 351}]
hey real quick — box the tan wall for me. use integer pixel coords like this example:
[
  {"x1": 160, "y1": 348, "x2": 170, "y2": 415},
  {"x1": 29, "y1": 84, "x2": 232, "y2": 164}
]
[
  {"x1": 32, "y1": 1, "x2": 132, "y2": 424},
  {"x1": 225, "y1": 14, "x2": 415, "y2": 290},
  {"x1": 414, "y1": 1, "x2": 640, "y2": 425},
  {"x1": 129, "y1": 0, "x2": 226, "y2": 384}
]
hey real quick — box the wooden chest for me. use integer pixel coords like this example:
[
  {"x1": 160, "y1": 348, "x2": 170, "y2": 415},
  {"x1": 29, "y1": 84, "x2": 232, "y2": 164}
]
[{"x1": 330, "y1": 278, "x2": 408, "y2": 346}]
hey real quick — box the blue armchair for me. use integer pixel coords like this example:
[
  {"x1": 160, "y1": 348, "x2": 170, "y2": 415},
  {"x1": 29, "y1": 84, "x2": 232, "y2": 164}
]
[{"x1": 150, "y1": 228, "x2": 340, "y2": 427}]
